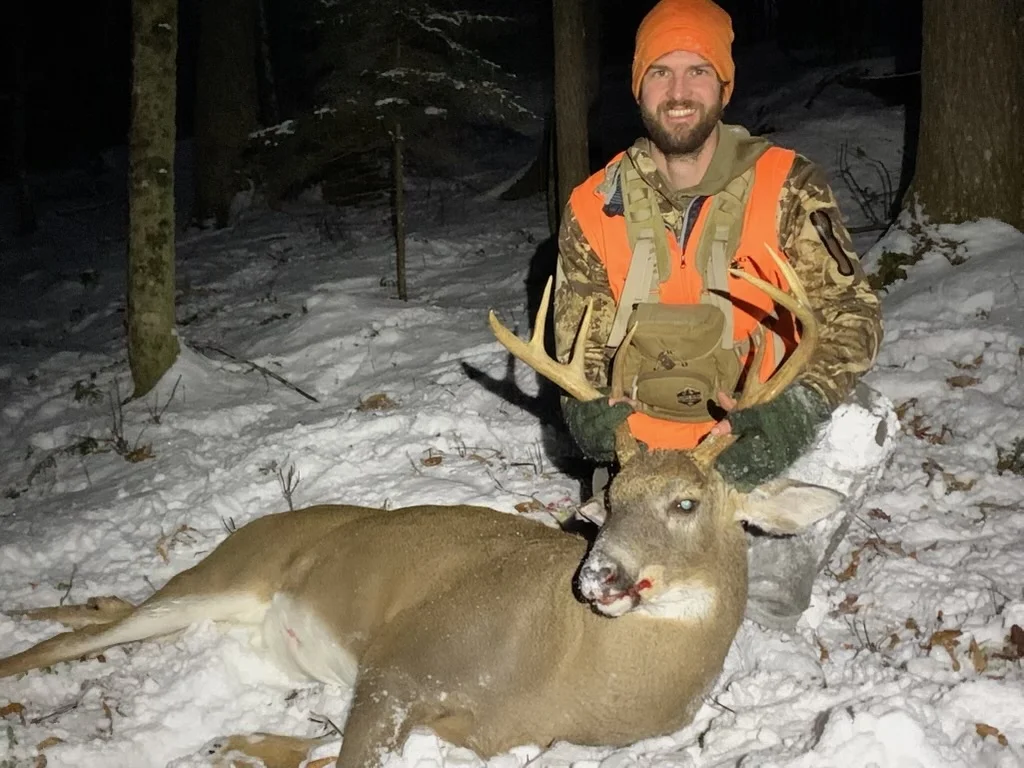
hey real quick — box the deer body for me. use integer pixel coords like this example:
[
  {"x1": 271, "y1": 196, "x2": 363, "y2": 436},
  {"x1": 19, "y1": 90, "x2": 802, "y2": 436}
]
[{"x1": 1, "y1": 501, "x2": 752, "y2": 766}]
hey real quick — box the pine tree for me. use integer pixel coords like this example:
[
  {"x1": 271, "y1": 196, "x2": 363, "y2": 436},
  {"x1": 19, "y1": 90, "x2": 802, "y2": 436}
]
[{"x1": 252, "y1": 1, "x2": 533, "y2": 207}]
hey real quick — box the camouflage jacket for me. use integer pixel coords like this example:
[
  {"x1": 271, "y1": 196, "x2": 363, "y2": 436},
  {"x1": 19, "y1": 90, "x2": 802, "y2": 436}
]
[{"x1": 554, "y1": 129, "x2": 883, "y2": 409}]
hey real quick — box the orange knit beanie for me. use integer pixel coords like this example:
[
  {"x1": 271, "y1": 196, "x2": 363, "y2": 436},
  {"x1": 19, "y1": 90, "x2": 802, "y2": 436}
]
[{"x1": 631, "y1": 0, "x2": 735, "y2": 104}]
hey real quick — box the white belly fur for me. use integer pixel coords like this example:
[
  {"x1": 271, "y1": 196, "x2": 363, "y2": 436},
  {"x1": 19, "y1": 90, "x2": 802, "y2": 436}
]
[{"x1": 261, "y1": 592, "x2": 359, "y2": 688}]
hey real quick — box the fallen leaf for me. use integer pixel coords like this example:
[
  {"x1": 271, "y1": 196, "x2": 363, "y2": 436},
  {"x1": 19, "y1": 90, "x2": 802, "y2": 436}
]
[
  {"x1": 357, "y1": 393, "x2": 398, "y2": 411},
  {"x1": 976, "y1": 723, "x2": 1008, "y2": 746},
  {"x1": 837, "y1": 594, "x2": 860, "y2": 615},
  {"x1": 867, "y1": 508, "x2": 892, "y2": 522},
  {"x1": 993, "y1": 624, "x2": 1024, "y2": 661},
  {"x1": 36, "y1": 737, "x2": 64, "y2": 751},
  {"x1": 124, "y1": 444, "x2": 155, "y2": 463},
  {"x1": 514, "y1": 500, "x2": 544, "y2": 514},
  {"x1": 895, "y1": 398, "x2": 918, "y2": 423},
  {"x1": 905, "y1": 617, "x2": 921, "y2": 636},
  {"x1": 942, "y1": 472, "x2": 977, "y2": 493},
  {"x1": 969, "y1": 638, "x2": 988, "y2": 674},
  {"x1": 420, "y1": 455, "x2": 443, "y2": 467},
  {"x1": 887, "y1": 633, "x2": 901, "y2": 649},
  {"x1": 816, "y1": 636, "x2": 830, "y2": 661},
  {"x1": 836, "y1": 549, "x2": 861, "y2": 582},
  {"x1": 951, "y1": 354, "x2": 983, "y2": 370},
  {"x1": 947, "y1": 374, "x2": 980, "y2": 389},
  {"x1": 1, "y1": 701, "x2": 26, "y2": 724},
  {"x1": 925, "y1": 628, "x2": 963, "y2": 671}
]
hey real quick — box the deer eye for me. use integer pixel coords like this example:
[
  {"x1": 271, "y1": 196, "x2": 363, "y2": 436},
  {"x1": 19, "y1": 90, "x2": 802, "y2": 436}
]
[{"x1": 672, "y1": 498, "x2": 699, "y2": 514}]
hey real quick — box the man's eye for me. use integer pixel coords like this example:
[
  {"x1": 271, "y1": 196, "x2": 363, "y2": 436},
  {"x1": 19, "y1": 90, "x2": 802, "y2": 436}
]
[
  {"x1": 673, "y1": 499, "x2": 699, "y2": 514},
  {"x1": 690, "y1": 67, "x2": 710, "y2": 77}
]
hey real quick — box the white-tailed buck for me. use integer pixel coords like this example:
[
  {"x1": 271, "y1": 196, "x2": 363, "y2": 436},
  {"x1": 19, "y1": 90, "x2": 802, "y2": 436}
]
[{"x1": 0, "y1": 250, "x2": 842, "y2": 768}]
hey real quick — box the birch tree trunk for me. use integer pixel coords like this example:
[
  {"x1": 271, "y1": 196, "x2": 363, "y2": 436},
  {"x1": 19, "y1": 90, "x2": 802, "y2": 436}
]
[{"x1": 128, "y1": 0, "x2": 180, "y2": 397}]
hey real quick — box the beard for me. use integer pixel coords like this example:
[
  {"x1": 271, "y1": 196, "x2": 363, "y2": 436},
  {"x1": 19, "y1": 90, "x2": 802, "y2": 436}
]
[{"x1": 640, "y1": 97, "x2": 724, "y2": 157}]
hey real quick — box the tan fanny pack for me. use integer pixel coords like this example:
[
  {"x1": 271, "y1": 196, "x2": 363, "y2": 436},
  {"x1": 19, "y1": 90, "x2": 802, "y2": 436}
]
[{"x1": 615, "y1": 303, "x2": 742, "y2": 422}]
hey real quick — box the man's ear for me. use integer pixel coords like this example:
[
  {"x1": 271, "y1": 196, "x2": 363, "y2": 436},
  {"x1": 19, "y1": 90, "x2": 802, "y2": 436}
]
[{"x1": 731, "y1": 477, "x2": 845, "y2": 534}]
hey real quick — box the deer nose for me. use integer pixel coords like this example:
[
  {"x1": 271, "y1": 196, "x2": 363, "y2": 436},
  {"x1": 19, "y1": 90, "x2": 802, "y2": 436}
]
[{"x1": 578, "y1": 558, "x2": 630, "y2": 601}]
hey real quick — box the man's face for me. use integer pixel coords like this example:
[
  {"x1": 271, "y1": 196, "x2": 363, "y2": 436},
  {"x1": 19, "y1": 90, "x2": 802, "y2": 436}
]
[{"x1": 639, "y1": 50, "x2": 725, "y2": 157}]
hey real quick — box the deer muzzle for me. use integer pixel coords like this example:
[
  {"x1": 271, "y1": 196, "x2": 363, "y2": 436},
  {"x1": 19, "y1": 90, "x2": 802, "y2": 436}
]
[{"x1": 578, "y1": 552, "x2": 652, "y2": 617}]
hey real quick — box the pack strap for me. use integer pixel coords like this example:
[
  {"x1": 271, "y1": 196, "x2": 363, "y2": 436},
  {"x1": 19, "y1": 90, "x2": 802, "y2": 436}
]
[
  {"x1": 697, "y1": 169, "x2": 753, "y2": 351},
  {"x1": 605, "y1": 153, "x2": 671, "y2": 354}
]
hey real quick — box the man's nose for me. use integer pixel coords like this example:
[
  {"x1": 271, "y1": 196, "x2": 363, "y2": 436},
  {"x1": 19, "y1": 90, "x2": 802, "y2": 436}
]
[{"x1": 665, "y1": 74, "x2": 691, "y2": 102}]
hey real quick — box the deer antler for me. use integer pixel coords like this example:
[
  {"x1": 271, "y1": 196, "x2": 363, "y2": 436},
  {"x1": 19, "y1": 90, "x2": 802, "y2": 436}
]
[
  {"x1": 729, "y1": 244, "x2": 819, "y2": 408},
  {"x1": 692, "y1": 244, "x2": 820, "y2": 468},
  {"x1": 488, "y1": 277, "x2": 603, "y2": 402}
]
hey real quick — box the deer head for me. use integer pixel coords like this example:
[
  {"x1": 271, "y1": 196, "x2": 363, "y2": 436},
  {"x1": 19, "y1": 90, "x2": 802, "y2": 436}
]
[{"x1": 488, "y1": 248, "x2": 844, "y2": 620}]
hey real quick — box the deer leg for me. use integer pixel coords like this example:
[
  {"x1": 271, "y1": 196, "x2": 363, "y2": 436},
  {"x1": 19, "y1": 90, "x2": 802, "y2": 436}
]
[
  {"x1": 333, "y1": 673, "x2": 430, "y2": 768},
  {"x1": 204, "y1": 733, "x2": 336, "y2": 768},
  {"x1": 9, "y1": 596, "x2": 135, "y2": 629},
  {"x1": 1, "y1": 581, "x2": 267, "y2": 679}
]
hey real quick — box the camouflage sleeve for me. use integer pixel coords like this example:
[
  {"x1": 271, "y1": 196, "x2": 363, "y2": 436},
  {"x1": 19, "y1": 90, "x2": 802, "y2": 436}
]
[
  {"x1": 553, "y1": 203, "x2": 618, "y2": 388},
  {"x1": 778, "y1": 156, "x2": 883, "y2": 408}
]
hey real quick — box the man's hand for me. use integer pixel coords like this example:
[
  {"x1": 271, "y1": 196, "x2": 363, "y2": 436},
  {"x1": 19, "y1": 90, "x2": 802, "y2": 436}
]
[
  {"x1": 713, "y1": 384, "x2": 831, "y2": 492},
  {"x1": 562, "y1": 396, "x2": 634, "y2": 463}
]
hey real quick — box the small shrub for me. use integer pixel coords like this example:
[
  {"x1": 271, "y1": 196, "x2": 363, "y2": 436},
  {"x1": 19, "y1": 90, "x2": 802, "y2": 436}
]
[{"x1": 868, "y1": 250, "x2": 923, "y2": 291}]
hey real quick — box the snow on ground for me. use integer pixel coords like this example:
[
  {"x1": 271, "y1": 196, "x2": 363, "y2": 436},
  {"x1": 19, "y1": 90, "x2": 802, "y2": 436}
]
[{"x1": 2, "y1": 59, "x2": 1024, "y2": 768}]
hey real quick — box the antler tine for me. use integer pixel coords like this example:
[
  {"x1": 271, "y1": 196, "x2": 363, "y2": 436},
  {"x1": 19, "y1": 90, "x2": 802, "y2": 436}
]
[
  {"x1": 488, "y1": 276, "x2": 603, "y2": 402},
  {"x1": 728, "y1": 244, "x2": 819, "y2": 407}
]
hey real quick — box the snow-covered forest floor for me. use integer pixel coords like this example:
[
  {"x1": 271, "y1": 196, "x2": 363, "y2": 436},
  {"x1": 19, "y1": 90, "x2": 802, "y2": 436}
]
[{"x1": 1, "y1": 55, "x2": 1023, "y2": 767}]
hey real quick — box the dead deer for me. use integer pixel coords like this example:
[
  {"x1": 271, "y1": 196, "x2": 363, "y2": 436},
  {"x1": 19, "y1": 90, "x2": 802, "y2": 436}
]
[{"x1": 0, "y1": 249, "x2": 842, "y2": 768}]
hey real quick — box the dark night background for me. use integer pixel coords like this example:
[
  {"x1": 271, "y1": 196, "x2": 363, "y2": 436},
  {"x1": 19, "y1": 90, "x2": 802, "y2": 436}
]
[{"x1": 0, "y1": 0, "x2": 922, "y2": 188}]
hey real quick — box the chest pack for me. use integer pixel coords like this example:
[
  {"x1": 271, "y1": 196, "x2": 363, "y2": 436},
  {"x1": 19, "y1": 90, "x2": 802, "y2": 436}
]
[{"x1": 606, "y1": 152, "x2": 755, "y2": 423}]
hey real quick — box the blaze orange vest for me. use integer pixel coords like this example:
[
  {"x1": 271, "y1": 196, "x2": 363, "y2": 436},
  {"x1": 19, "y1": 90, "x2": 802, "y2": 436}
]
[{"x1": 569, "y1": 147, "x2": 798, "y2": 451}]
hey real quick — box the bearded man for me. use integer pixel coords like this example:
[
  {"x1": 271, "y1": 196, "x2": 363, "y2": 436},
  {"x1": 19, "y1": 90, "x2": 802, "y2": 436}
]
[{"x1": 553, "y1": 0, "x2": 883, "y2": 629}]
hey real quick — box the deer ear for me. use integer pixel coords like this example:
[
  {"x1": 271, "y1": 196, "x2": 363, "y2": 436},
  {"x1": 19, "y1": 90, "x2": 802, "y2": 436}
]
[{"x1": 731, "y1": 478, "x2": 845, "y2": 535}]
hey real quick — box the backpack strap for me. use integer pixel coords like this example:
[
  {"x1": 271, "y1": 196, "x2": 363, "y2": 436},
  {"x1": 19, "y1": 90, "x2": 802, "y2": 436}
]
[
  {"x1": 604, "y1": 153, "x2": 672, "y2": 354},
  {"x1": 694, "y1": 169, "x2": 754, "y2": 352}
]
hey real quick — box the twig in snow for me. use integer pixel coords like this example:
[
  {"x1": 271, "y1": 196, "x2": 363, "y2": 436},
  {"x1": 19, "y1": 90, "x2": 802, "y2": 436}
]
[
  {"x1": 194, "y1": 343, "x2": 320, "y2": 403},
  {"x1": 310, "y1": 712, "x2": 345, "y2": 737},
  {"x1": 100, "y1": 696, "x2": 115, "y2": 738},
  {"x1": 145, "y1": 375, "x2": 182, "y2": 424},
  {"x1": 277, "y1": 463, "x2": 301, "y2": 511},
  {"x1": 58, "y1": 564, "x2": 78, "y2": 606}
]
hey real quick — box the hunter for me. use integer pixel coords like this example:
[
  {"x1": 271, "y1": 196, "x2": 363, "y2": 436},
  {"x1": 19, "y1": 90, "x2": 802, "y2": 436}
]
[{"x1": 554, "y1": 0, "x2": 883, "y2": 628}]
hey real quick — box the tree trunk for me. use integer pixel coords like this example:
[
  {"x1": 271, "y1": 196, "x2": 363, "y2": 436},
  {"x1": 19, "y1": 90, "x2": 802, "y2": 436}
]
[
  {"x1": 909, "y1": 0, "x2": 1024, "y2": 229},
  {"x1": 255, "y1": 0, "x2": 280, "y2": 126},
  {"x1": 893, "y1": 0, "x2": 922, "y2": 216},
  {"x1": 128, "y1": 0, "x2": 180, "y2": 398},
  {"x1": 552, "y1": 0, "x2": 590, "y2": 217},
  {"x1": 11, "y1": 2, "x2": 36, "y2": 236},
  {"x1": 393, "y1": 123, "x2": 408, "y2": 302},
  {"x1": 194, "y1": 0, "x2": 259, "y2": 227}
]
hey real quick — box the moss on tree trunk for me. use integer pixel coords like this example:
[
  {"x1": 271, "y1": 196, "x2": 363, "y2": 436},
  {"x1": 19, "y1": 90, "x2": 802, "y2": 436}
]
[
  {"x1": 128, "y1": 0, "x2": 180, "y2": 398},
  {"x1": 911, "y1": 0, "x2": 1024, "y2": 230}
]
